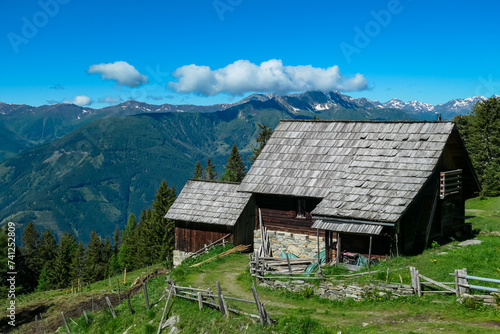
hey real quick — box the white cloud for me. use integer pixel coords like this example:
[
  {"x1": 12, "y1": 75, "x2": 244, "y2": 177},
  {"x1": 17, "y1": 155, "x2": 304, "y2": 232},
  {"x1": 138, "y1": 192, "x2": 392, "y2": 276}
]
[
  {"x1": 168, "y1": 59, "x2": 368, "y2": 96},
  {"x1": 87, "y1": 61, "x2": 148, "y2": 88},
  {"x1": 98, "y1": 95, "x2": 123, "y2": 105},
  {"x1": 63, "y1": 95, "x2": 93, "y2": 106}
]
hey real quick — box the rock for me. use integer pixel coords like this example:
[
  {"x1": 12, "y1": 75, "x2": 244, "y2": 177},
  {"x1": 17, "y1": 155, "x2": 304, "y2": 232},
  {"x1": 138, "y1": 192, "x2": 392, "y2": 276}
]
[
  {"x1": 437, "y1": 252, "x2": 448, "y2": 255},
  {"x1": 458, "y1": 240, "x2": 482, "y2": 247}
]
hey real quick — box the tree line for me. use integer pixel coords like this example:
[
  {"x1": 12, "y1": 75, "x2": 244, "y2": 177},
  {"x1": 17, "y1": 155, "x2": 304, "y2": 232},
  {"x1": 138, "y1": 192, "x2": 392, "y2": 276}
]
[
  {"x1": 0, "y1": 180, "x2": 176, "y2": 296},
  {"x1": 454, "y1": 96, "x2": 500, "y2": 197}
]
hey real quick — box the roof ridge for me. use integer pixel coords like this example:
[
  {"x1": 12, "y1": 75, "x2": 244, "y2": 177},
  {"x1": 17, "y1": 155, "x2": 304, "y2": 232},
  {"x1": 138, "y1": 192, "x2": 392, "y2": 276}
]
[
  {"x1": 188, "y1": 179, "x2": 241, "y2": 185},
  {"x1": 279, "y1": 120, "x2": 454, "y2": 123}
]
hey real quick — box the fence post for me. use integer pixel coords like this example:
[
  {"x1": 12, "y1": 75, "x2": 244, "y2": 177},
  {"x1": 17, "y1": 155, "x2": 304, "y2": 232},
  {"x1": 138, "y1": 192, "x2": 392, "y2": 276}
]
[
  {"x1": 457, "y1": 268, "x2": 469, "y2": 296},
  {"x1": 105, "y1": 296, "x2": 117, "y2": 318},
  {"x1": 143, "y1": 283, "x2": 150, "y2": 310},
  {"x1": 197, "y1": 292, "x2": 203, "y2": 310},
  {"x1": 251, "y1": 282, "x2": 265, "y2": 327},
  {"x1": 454, "y1": 270, "x2": 460, "y2": 297},
  {"x1": 409, "y1": 267, "x2": 416, "y2": 291},
  {"x1": 83, "y1": 309, "x2": 89, "y2": 323},
  {"x1": 124, "y1": 267, "x2": 127, "y2": 284},
  {"x1": 157, "y1": 286, "x2": 174, "y2": 334},
  {"x1": 61, "y1": 311, "x2": 71, "y2": 333},
  {"x1": 39, "y1": 313, "x2": 47, "y2": 334},
  {"x1": 416, "y1": 269, "x2": 422, "y2": 297},
  {"x1": 35, "y1": 315, "x2": 39, "y2": 334},
  {"x1": 216, "y1": 281, "x2": 225, "y2": 317},
  {"x1": 285, "y1": 252, "x2": 292, "y2": 279}
]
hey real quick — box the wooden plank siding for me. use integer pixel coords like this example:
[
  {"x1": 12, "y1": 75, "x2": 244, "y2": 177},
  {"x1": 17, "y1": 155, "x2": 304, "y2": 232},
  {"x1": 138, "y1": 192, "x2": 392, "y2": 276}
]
[
  {"x1": 175, "y1": 224, "x2": 233, "y2": 253},
  {"x1": 256, "y1": 194, "x2": 322, "y2": 236}
]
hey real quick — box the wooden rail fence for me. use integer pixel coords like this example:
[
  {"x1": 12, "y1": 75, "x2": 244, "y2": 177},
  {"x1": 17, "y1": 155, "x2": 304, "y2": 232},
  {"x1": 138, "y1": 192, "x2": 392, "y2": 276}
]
[
  {"x1": 168, "y1": 280, "x2": 273, "y2": 326},
  {"x1": 410, "y1": 267, "x2": 500, "y2": 298}
]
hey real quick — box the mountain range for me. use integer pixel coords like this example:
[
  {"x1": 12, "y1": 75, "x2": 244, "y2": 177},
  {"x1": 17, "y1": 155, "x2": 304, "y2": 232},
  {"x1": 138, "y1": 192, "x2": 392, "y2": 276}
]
[{"x1": 0, "y1": 91, "x2": 492, "y2": 242}]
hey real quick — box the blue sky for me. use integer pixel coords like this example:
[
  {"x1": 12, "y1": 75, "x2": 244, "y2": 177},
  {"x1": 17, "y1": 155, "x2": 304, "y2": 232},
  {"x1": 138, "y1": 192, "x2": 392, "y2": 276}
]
[{"x1": 1, "y1": 0, "x2": 499, "y2": 108}]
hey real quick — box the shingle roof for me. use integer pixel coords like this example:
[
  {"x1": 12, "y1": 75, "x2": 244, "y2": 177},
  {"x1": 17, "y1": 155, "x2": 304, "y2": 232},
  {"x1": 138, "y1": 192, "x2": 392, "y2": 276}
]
[
  {"x1": 165, "y1": 180, "x2": 252, "y2": 226},
  {"x1": 238, "y1": 120, "x2": 456, "y2": 223},
  {"x1": 311, "y1": 219, "x2": 384, "y2": 235}
]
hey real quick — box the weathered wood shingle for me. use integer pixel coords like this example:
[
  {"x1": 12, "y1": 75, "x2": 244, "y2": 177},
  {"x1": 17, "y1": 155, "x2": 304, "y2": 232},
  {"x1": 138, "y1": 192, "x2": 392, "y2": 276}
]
[
  {"x1": 165, "y1": 180, "x2": 252, "y2": 226},
  {"x1": 239, "y1": 120, "x2": 456, "y2": 223}
]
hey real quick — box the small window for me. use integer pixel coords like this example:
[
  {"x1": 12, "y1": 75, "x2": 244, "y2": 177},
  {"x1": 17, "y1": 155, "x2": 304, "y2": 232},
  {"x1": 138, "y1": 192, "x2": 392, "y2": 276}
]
[{"x1": 296, "y1": 199, "x2": 306, "y2": 218}]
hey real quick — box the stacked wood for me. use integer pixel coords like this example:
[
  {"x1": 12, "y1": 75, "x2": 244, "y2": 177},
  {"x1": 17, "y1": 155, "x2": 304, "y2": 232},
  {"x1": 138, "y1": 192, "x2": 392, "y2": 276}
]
[{"x1": 190, "y1": 244, "x2": 250, "y2": 268}]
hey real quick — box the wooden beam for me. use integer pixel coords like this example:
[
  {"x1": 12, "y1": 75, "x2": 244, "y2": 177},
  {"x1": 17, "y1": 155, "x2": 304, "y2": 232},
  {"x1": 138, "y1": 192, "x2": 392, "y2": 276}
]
[{"x1": 424, "y1": 188, "x2": 440, "y2": 249}]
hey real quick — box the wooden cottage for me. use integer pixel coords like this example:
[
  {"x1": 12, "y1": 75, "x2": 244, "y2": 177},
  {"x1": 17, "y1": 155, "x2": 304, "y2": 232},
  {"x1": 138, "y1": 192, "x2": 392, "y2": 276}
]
[
  {"x1": 238, "y1": 120, "x2": 480, "y2": 263},
  {"x1": 165, "y1": 180, "x2": 255, "y2": 265}
]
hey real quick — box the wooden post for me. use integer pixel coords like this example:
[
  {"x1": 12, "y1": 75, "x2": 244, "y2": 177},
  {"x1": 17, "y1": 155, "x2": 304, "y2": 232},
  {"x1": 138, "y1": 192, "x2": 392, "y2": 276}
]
[
  {"x1": 91, "y1": 295, "x2": 94, "y2": 313},
  {"x1": 124, "y1": 267, "x2": 127, "y2": 284},
  {"x1": 416, "y1": 269, "x2": 422, "y2": 297},
  {"x1": 39, "y1": 313, "x2": 47, "y2": 334},
  {"x1": 35, "y1": 315, "x2": 39, "y2": 334},
  {"x1": 216, "y1": 281, "x2": 225, "y2": 316},
  {"x1": 395, "y1": 233, "x2": 399, "y2": 257},
  {"x1": 336, "y1": 233, "x2": 341, "y2": 266},
  {"x1": 105, "y1": 296, "x2": 117, "y2": 318},
  {"x1": 386, "y1": 268, "x2": 390, "y2": 282},
  {"x1": 143, "y1": 283, "x2": 150, "y2": 310},
  {"x1": 251, "y1": 282, "x2": 265, "y2": 326},
  {"x1": 454, "y1": 269, "x2": 460, "y2": 297},
  {"x1": 61, "y1": 311, "x2": 71, "y2": 333},
  {"x1": 108, "y1": 275, "x2": 111, "y2": 287},
  {"x1": 367, "y1": 235, "x2": 373, "y2": 272},
  {"x1": 147, "y1": 265, "x2": 149, "y2": 283},
  {"x1": 457, "y1": 268, "x2": 469, "y2": 296},
  {"x1": 316, "y1": 228, "x2": 322, "y2": 276},
  {"x1": 285, "y1": 252, "x2": 292, "y2": 279},
  {"x1": 255, "y1": 252, "x2": 260, "y2": 286},
  {"x1": 424, "y1": 189, "x2": 440, "y2": 248},
  {"x1": 83, "y1": 310, "x2": 89, "y2": 323},
  {"x1": 71, "y1": 282, "x2": 74, "y2": 294},
  {"x1": 197, "y1": 292, "x2": 203, "y2": 310},
  {"x1": 157, "y1": 286, "x2": 173, "y2": 334},
  {"x1": 220, "y1": 293, "x2": 229, "y2": 318}
]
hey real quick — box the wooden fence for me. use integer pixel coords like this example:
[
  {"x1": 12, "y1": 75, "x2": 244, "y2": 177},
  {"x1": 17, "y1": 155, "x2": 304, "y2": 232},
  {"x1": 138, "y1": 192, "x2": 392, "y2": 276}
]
[
  {"x1": 410, "y1": 267, "x2": 500, "y2": 298},
  {"x1": 168, "y1": 280, "x2": 273, "y2": 326}
]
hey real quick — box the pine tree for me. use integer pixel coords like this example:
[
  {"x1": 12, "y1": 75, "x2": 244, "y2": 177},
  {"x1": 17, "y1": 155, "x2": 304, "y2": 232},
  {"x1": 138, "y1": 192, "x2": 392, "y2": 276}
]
[
  {"x1": 21, "y1": 222, "x2": 41, "y2": 291},
  {"x1": 193, "y1": 161, "x2": 203, "y2": 180},
  {"x1": 205, "y1": 158, "x2": 218, "y2": 180},
  {"x1": 248, "y1": 124, "x2": 273, "y2": 164},
  {"x1": 102, "y1": 237, "x2": 113, "y2": 278},
  {"x1": 85, "y1": 231, "x2": 103, "y2": 282},
  {"x1": 113, "y1": 227, "x2": 121, "y2": 255},
  {"x1": 149, "y1": 180, "x2": 177, "y2": 265},
  {"x1": 36, "y1": 264, "x2": 51, "y2": 292},
  {"x1": 37, "y1": 229, "x2": 58, "y2": 291},
  {"x1": 455, "y1": 96, "x2": 500, "y2": 196},
  {"x1": 118, "y1": 213, "x2": 138, "y2": 270},
  {"x1": 70, "y1": 241, "x2": 86, "y2": 283},
  {"x1": 223, "y1": 144, "x2": 246, "y2": 182},
  {"x1": 52, "y1": 232, "x2": 76, "y2": 288}
]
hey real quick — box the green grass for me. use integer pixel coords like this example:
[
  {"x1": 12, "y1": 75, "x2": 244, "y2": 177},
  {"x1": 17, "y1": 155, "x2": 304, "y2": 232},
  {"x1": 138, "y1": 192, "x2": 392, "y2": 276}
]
[{"x1": 466, "y1": 196, "x2": 500, "y2": 232}]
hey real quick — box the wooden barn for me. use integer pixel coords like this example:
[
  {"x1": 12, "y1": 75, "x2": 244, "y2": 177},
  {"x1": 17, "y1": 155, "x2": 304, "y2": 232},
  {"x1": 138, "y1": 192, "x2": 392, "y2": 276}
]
[
  {"x1": 238, "y1": 120, "x2": 481, "y2": 263},
  {"x1": 165, "y1": 180, "x2": 255, "y2": 265}
]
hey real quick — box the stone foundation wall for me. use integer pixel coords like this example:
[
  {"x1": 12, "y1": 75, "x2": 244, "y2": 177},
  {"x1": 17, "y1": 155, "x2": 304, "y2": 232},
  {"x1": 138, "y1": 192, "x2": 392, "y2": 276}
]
[
  {"x1": 258, "y1": 279, "x2": 415, "y2": 301},
  {"x1": 254, "y1": 229, "x2": 325, "y2": 258},
  {"x1": 173, "y1": 250, "x2": 193, "y2": 266}
]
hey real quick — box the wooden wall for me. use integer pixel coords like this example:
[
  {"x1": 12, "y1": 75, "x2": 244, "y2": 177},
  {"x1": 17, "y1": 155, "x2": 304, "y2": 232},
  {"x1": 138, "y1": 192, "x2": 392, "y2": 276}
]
[
  {"x1": 256, "y1": 194, "x2": 322, "y2": 236},
  {"x1": 175, "y1": 223, "x2": 233, "y2": 253}
]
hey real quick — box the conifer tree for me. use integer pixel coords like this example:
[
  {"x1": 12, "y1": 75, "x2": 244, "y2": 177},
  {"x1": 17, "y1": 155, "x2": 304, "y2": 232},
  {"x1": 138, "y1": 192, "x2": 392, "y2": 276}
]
[
  {"x1": 70, "y1": 241, "x2": 86, "y2": 283},
  {"x1": 223, "y1": 144, "x2": 246, "y2": 182},
  {"x1": 52, "y1": 232, "x2": 76, "y2": 288},
  {"x1": 193, "y1": 161, "x2": 203, "y2": 180},
  {"x1": 205, "y1": 159, "x2": 218, "y2": 180},
  {"x1": 455, "y1": 96, "x2": 500, "y2": 196},
  {"x1": 118, "y1": 213, "x2": 138, "y2": 270},
  {"x1": 21, "y1": 222, "x2": 41, "y2": 291},
  {"x1": 113, "y1": 227, "x2": 121, "y2": 255},
  {"x1": 37, "y1": 229, "x2": 57, "y2": 291},
  {"x1": 248, "y1": 124, "x2": 273, "y2": 164},
  {"x1": 102, "y1": 237, "x2": 113, "y2": 278},
  {"x1": 36, "y1": 264, "x2": 51, "y2": 292},
  {"x1": 85, "y1": 231, "x2": 103, "y2": 282}
]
